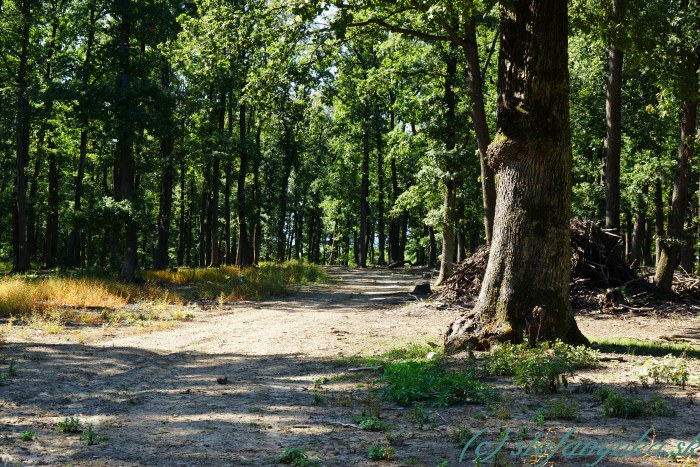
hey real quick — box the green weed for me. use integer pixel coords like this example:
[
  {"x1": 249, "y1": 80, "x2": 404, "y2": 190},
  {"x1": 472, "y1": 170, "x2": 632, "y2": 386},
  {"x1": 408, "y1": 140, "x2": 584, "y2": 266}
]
[{"x1": 368, "y1": 445, "x2": 394, "y2": 461}]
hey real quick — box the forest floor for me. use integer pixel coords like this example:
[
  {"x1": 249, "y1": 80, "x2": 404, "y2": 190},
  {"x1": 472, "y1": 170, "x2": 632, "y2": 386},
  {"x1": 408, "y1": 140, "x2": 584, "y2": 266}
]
[{"x1": 1, "y1": 267, "x2": 700, "y2": 466}]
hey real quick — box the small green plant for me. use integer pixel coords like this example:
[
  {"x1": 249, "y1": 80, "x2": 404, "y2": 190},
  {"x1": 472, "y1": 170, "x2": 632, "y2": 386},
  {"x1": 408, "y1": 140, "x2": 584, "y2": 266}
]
[
  {"x1": 357, "y1": 415, "x2": 388, "y2": 432},
  {"x1": 573, "y1": 377, "x2": 597, "y2": 393},
  {"x1": 278, "y1": 447, "x2": 311, "y2": 466},
  {"x1": 638, "y1": 354, "x2": 690, "y2": 388},
  {"x1": 0, "y1": 372, "x2": 6, "y2": 385},
  {"x1": 20, "y1": 430, "x2": 36, "y2": 441},
  {"x1": 602, "y1": 391, "x2": 646, "y2": 418},
  {"x1": 474, "y1": 411, "x2": 487, "y2": 421},
  {"x1": 543, "y1": 397, "x2": 580, "y2": 421},
  {"x1": 80, "y1": 424, "x2": 101, "y2": 445},
  {"x1": 451, "y1": 426, "x2": 474, "y2": 446},
  {"x1": 7, "y1": 360, "x2": 17, "y2": 376},
  {"x1": 410, "y1": 404, "x2": 437, "y2": 429},
  {"x1": 382, "y1": 361, "x2": 489, "y2": 407},
  {"x1": 56, "y1": 416, "x2": 82, "y2": 433},
  {"x1": 649, "y1": 396, "x2": 676, "y2": 417},
  {"x1": 311, "y1": 393, "x2": 326, "y2": 406},
  {"x1": 533, "y1": 409, "x2": 545, "y2": 426},
  {"x1": 436, "y1": 460, "x2": 449, "y2": 467},
  {"x1": 368, "y1": 445, "x2": 394, "y2": 461},
  {"x1": 312, "y1": 376, "x2": 326, "y2": 388}
]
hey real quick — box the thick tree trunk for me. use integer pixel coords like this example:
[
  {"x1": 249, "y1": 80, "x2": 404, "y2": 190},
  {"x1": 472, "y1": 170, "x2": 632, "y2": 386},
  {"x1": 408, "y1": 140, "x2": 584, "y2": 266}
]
[
  {"x1": 13, "y1": 0, "x2": 31, "y2": 272},
  {"x1": 445, "y1": 0, "x2": 587, "y2": 351},
  {"x1": 154, "y1": 63, "x2": 174, "y2": 269},
  {"x1": 604, "y1": 0, "x2": 625, "y2": 233},
  {"x1": 655, "y1": 56, "x2": 698, "y2": 296}
]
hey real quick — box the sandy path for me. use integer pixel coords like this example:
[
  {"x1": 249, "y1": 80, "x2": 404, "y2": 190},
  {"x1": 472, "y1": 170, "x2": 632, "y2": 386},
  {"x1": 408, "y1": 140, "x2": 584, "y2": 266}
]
[{"x1": 1, "y1": 268, "x2": 458, "y2": 466}]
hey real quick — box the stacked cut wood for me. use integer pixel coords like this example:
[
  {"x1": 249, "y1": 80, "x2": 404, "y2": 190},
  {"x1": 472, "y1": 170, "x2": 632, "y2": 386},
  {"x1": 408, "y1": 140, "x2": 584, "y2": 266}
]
[{"x1": 440, "y1": 219, "x2": 646, "y2": 309}]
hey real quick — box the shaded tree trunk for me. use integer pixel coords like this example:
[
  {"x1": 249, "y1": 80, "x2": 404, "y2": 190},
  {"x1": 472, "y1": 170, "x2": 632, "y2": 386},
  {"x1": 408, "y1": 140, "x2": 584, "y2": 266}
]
[
  {"x1": 117, "y1": 0, "x2": 137, "y2": 282},
  {"x1": 13, "y1": 0, "x2": 31, "y2": 272},
  {"x1": 655, "y1": 55, "x2": 699, "y2": 296},
  {"x1": 154, "y1": 63, "x2": 174, "y2": 269},
  {"x1": 445, "y1": 0, "x2": 587, "y2": 351},
  {"x1": 359, "y1": 104, "x2": 370, "y2": 268},
  {"x1": 461, "y1": 6, "x2": 496, "y2": 244},
  {"x1": 436, "y1": 44, "x2": 458, "y2": 286},
  {"x1": 604, "y1": 0, "x2": 625, "y2": 234},
  {"x1": 236, "y1": 101, "x2": 252, "y2": 266},
  {"x1": 630, "y1": 184, "x2": 647, "y2": 267}
]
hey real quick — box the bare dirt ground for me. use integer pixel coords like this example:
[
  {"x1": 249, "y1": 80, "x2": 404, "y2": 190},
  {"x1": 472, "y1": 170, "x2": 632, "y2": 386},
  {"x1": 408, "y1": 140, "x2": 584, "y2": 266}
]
[{"x1": 1, "y1": 267, "x2": 700, "y2": 466}]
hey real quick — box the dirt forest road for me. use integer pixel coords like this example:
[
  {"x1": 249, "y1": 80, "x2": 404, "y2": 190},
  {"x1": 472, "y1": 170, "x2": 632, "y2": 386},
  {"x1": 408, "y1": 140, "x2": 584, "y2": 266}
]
[{"x1": 1, "y1": 268, "x2": 461, "y2": 466}]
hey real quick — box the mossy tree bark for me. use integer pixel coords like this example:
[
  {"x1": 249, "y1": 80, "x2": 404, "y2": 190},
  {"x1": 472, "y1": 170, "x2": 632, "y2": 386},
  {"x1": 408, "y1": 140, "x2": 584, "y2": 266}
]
[{"x1": 445, "y1": 0, "x2": 588, "y2": 352}]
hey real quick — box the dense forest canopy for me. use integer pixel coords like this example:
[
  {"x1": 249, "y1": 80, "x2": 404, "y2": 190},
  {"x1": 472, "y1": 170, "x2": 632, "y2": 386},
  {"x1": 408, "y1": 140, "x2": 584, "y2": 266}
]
[{"x1": 0, "y1": 0, "x2": 698, "y2": 290}]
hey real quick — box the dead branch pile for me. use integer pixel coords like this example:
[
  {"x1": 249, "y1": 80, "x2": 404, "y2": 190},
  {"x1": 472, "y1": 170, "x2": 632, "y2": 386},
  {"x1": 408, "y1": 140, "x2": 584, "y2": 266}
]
[{"x1": 440, "y1": 219, "x2": 646, "y2": 308}]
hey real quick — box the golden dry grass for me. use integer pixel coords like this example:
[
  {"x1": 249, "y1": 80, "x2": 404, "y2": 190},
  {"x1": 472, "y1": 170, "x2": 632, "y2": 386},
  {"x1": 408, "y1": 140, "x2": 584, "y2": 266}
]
[{"x1": 0, "y1": 261, "x2": 326, "y2": 320}]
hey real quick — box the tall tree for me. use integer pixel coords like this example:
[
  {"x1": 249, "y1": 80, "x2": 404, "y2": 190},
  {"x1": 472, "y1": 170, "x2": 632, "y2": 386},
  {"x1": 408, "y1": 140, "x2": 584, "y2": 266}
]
[
  {"x1": 445, "y1": 0, "x2": 588, "y2": 351},
  {"x1": 604, "y1": 0, "x2": 626, "y2": 233}
]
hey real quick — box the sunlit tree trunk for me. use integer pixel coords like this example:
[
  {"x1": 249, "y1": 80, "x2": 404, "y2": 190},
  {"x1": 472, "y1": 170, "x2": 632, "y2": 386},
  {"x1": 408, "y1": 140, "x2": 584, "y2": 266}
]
[{"x1": 445, "y1": 0, "x2": 588, "y2": 351}]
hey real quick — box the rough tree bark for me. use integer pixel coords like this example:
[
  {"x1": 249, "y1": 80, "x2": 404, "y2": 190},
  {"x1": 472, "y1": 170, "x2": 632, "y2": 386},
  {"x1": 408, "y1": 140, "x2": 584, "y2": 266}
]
[
  {"x1": 604, "y1": 0, "x2": 625, "y2": 234},
  {"x1": 655, "y1": 81, "x2": 698, "y2": 296},
  {"x1": 359, "y1": 104, "x2": 370, "y2": 268},
  {"x1": 445, "y1": 0, "x2": 588, "y2": 351}
]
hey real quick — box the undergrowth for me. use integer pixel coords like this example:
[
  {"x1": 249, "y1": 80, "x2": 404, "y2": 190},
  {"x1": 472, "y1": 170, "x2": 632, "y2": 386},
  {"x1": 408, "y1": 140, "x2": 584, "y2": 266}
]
[{"x1": 484, "y1": 340, "x2": 600, "y2": 393}]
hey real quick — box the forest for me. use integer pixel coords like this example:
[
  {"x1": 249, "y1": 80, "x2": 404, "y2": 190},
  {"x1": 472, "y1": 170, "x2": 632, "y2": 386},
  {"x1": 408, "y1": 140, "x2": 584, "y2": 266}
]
[{"x1": 1, "y1": 0, "x2": 700, "y2": 465}]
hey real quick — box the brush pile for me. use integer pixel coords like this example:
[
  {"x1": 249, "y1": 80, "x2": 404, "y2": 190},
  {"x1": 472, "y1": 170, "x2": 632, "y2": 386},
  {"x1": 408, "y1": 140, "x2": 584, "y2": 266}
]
[{"x1": 440, "y1": 219, "x2": 648, "y2": 309}]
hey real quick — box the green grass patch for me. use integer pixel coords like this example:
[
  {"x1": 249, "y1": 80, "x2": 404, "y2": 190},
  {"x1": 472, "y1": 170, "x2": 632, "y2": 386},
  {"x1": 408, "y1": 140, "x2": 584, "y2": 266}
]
[{"x1": 592, "y1": 338, "x2": 700, "y2": 359}]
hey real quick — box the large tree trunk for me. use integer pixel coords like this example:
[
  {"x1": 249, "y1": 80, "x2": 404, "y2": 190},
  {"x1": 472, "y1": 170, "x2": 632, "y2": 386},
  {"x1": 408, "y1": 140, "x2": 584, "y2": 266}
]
[
  {"x1": 604, "y1": 0, "x2": 625, "y2": 233},
  {"x1": 117, "y1": 0, "x2": 137, "y2": 281},
  {"x1": 13, "y1": 0, "x2": 31, "y2": 272},
  {"x1": 445, "y1": 0, "x2": 588, "y2": 352},
  {"x1": 655, "y1": 84, "x2": 698, "y2": 296},
  {"x1": 154, "y1": 63, "x2": 174, "y2": 269}
]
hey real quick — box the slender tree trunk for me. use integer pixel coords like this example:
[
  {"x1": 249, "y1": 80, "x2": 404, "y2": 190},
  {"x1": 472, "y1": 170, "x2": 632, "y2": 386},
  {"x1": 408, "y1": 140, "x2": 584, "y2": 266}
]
[
  {"x1": 604, "y1": 0, "x2": 625, "y2": 233},
  {"x1": 117, "y1": 0, "x2": 137, "y2": 282},
  {"x1": 251, "y1": 124, "x2": 262, "y2": 264},
  {"x1": 359, "y1": 105, "x2": 370, "y2": 268},
  {"x1": 630, "y1": 184, "x2": 647, "y2": 267},
  {"x1": 644, "y1": 218, "x2": 654, "y2": 266},
  {"x1": 376, "y1": 107, "x2": 386, "y2": 265},
  {"x1": 41, "y1": 18, "x2": 60, "y2": 269},
  {"x1": 461, "y1": 5, "x2": 496, "y2": 244},
  {"x1": 445, "y1": 0, "x2": 587, "y2": 351},
  {"x1": 428, "y1": 226, "x2": 437, "y2": 267},
  {"x1": 70, "y1": 6, "x2": 96, "y2": 268},
  {"x1": 236, "y1": 101, "x2": 252, "y2": 266},
  {"x1": 276, "y1": 145, "x2": 293, "y2": 263},
  {"x1": 154, "y1": 63, "x2": 174, "y2": 269},
  {"x1": 177, "y1": 161, "x2": 186, "y2": 266},
  {"x1": 655, "y1": 179, "x2": 664, "y2": 265},
  {"x1": 436, "y1": 45, "x2": 458, "y2": 285},
  {"x1": 655, "y1": 53, "x2": 699, "y2": 296},
  {"x1": 13, "y1": 0, "x2": 31, "y2": 272}
]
